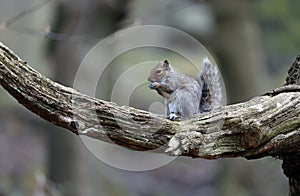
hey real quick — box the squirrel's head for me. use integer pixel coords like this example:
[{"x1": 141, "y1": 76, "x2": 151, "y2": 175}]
[{"x1": 148, "y1": 60, "x2": 170, "y2": 82}]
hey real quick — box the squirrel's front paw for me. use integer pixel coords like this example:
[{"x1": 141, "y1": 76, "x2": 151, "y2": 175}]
[{"x1": 149, "y1": 82, "x2": 160, "y2": 90}]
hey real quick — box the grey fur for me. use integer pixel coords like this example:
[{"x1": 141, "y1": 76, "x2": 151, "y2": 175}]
[{"x1": 149, "y1": 57, "x2": 223, "y2": 120}]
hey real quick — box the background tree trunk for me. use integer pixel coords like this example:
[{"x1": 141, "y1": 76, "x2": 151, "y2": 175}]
[{"x1": 46, "y1": 0, "x2": 128, "y2": 195}]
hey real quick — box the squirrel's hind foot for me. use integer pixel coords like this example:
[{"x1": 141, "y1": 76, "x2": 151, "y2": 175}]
[{"x1": 168, "y1": 113, "x2": 181, "y2": 121}]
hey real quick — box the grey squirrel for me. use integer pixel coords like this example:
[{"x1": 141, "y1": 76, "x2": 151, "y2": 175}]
[{"x1": 148, "y1": 57, "x2": 223, "y2": 120}]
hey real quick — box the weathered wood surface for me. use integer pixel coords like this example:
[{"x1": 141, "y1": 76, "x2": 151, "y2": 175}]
[{"x1": 1, "y1": 41, "x2": 300, "y2": 160}]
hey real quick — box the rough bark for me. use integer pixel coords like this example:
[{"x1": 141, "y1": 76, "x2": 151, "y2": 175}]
[
  {"x1": 1, "y1": 41, "x2": 300, "y2": 194},
  {"x1": 0, "y1": 40, "x2": 300, "y2": 157},
  {"x1": 283, "y1": 55, "x2": 300, "y2": 196}
]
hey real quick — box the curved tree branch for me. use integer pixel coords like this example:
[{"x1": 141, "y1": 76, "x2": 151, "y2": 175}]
[
  {"x1": 3, "y1": 41, "x2": 300, "y2": 194},
  {"x1": 0, "y1": 41, "x2": 300, "y2": 161}
]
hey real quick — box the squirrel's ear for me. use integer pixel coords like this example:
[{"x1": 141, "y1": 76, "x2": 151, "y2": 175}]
[{"x1": 163, "y1": 60, "x2": 170, "y2": 69}]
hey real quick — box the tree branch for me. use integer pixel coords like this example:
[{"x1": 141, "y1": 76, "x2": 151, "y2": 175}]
[{"x1": 0, "y1": 41, "x2": 300, "y2": 160}]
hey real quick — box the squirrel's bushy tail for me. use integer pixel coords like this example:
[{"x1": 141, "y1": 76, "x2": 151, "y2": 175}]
[{"x1": 199, "y1": 57, "x2": 224, "y2": 112}]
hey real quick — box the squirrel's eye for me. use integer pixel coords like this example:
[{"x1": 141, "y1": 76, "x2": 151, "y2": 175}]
[{"x1": 156, "y1": 69, "x2": 162, "y2": 74}]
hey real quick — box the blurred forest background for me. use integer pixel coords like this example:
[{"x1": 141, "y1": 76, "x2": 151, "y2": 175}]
[{"x1": 0, "y1": 0, "x2": 298, "y2": 195}]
